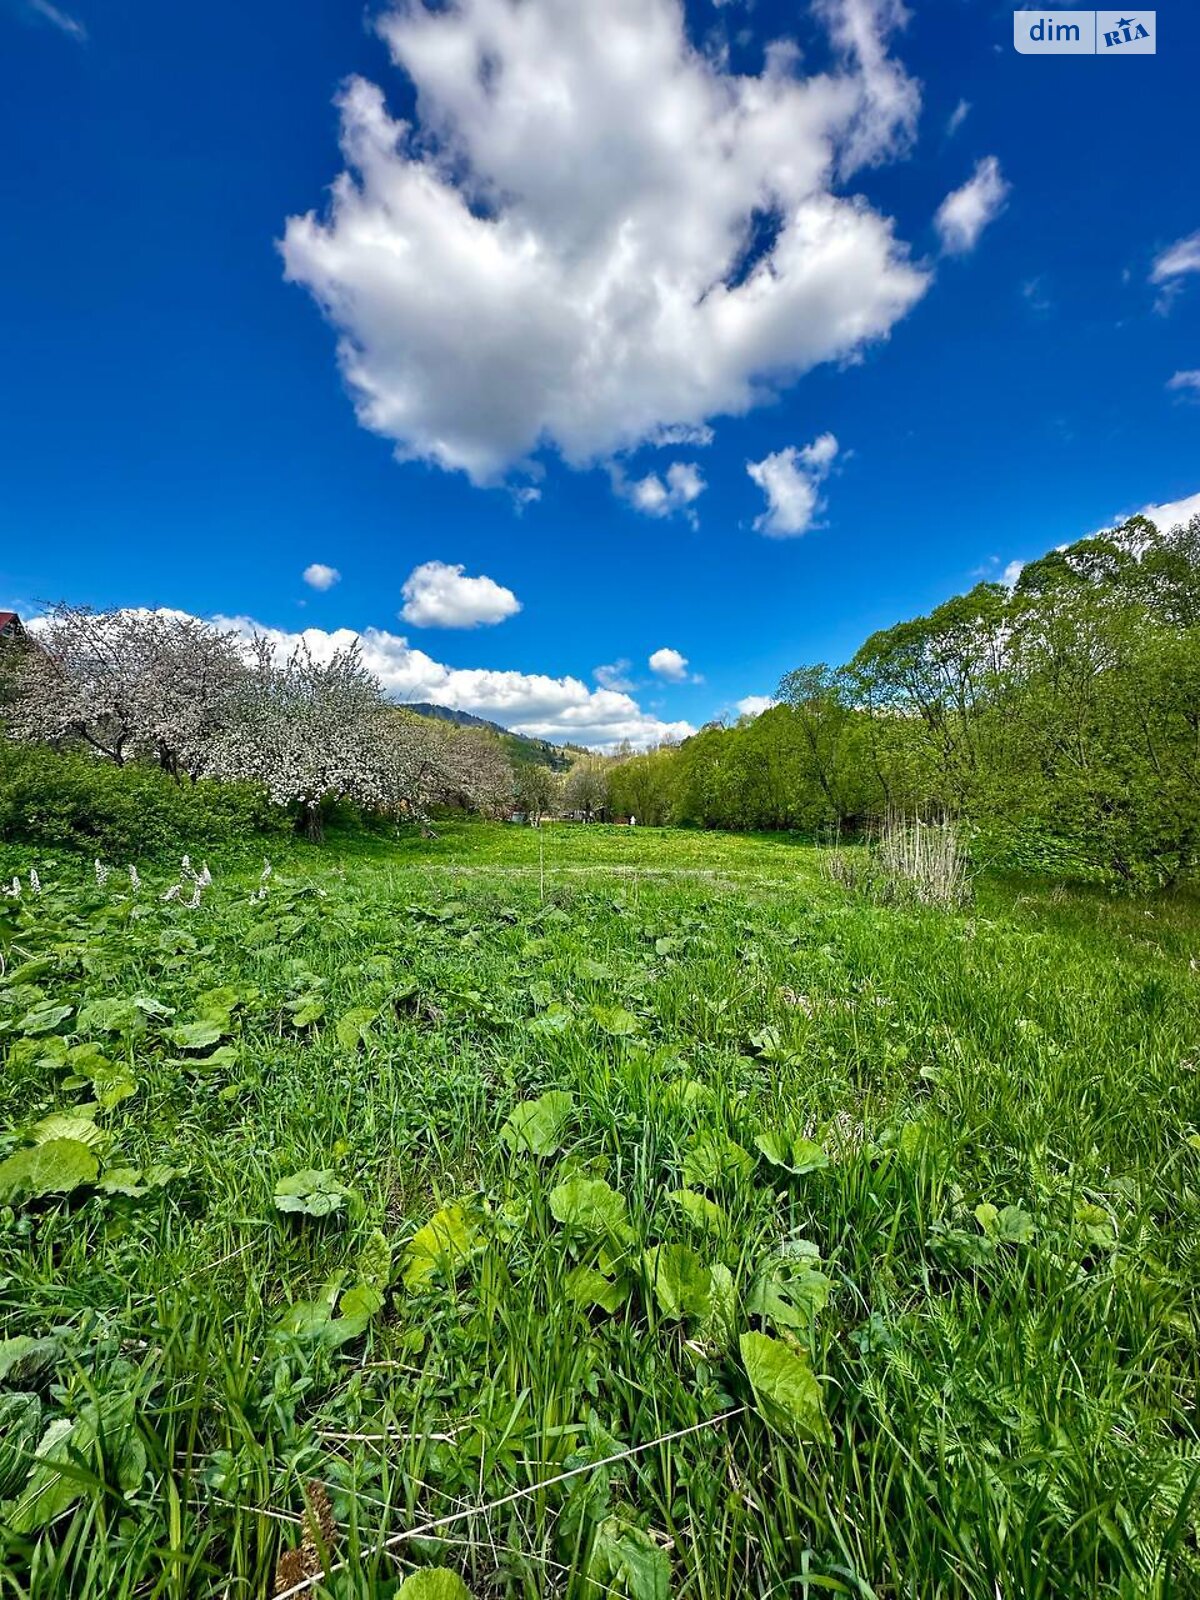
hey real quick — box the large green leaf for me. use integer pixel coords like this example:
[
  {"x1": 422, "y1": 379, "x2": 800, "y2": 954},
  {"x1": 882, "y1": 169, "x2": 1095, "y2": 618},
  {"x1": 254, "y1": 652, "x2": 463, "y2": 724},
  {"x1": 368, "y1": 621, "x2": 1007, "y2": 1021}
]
[
  {"x1": 0, "y1": 1337, "x2": 62, "y2": 1388},
  {"x1": 397, "y1": 1570, "x2": 473, "y2": 1599},
  {"x1": 755, "y1": 1132, "x2": 829, "y2": 1177},
  {"x1": 169, "y1": 1021, "x2": 225, "y2": 1052},
  {"x1": 682, "y1": 1132, "x2": 754, "y2": 1191},
  {"x1": 643, "y1": 1243, "x2": 711, "y2": 1321},
  {"x1": 746, "y1": 1243, "x2": 830, "y2": 1333},
  {"x1": 499, "y1": 1090, "x2": 574, "y2": 1156},
  {"x1": 974, "y1": 1202, "x2": 1036, "y2": 1244},
  {"x1": 5, "y1": 1390, "x2": 145, "y2": 1533},
  {"x1": 403, "y1": 1204, "x2": 477, "y2": 1289},
  {"x1": 548, "y1": 1177, "x2": 629, "y2": 1236},
  {"x1": 17, "y1": 1003, "x2": 73, "y2": 1037},
  {"x1": 273, "y1": 1169, "x2": 351, "y2": 1218},
  {"x1": 588, "y1": 1516, "x2": 671, "y2": 1600},
  {"x1": 565, "y1": 1264, "x2": 630, "y2": 1314},
  {"x1": 740, "y1": 1331, "x2": 830, "y2": 1442},
  {"x1": 0, "y1": 1139, "x2": 99, "y2": 1204},
  {"x1": 590, "y1": 1005, "x2": 641, "y2": 1037},
  {"x1": 667, "y1": 1188, "x2": 726, "y2": 1233},
  {"x1": 336, "y1": 1006, "x2": 378, "y2": 1052},
  {"x1": 28, "y1": 1113, "x2": 105, "y2": 1149}
]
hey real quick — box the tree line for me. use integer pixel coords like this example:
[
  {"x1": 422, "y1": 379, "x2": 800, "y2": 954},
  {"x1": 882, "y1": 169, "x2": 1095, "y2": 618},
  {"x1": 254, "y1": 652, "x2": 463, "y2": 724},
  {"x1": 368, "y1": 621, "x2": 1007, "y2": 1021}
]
[{"x1": 603, "y1": 512, "x2": 1200, "y2": 887}]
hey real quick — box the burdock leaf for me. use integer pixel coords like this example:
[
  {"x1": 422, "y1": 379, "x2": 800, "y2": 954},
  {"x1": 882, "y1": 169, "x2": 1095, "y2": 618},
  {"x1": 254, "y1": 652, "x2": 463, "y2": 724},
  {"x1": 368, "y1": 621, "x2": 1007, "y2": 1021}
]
[
  {"x1": 0, "y1": 1139, "x2": 98, "y2": 1204},
  {"x1": 397, "y1": 1570, "x2": 474, "y2": 1599},
  {"x1": 548, "y1": 1177, "x2": 629, "y2": 1235},
  {"x1": 403, "y1": 1204, "x2": 477, "y2": 1289},
  {"x1": 336, "y1": 1006, "x2": 378, "y2": 1052},
  {"x1": 273, "y1": 1169, "x2": 351, "y2": 1218},
  {"x1": 740, "y1": 1331, "x2": 830, "y2": 1442},
  {"x1": 499, "y1": 1090, "x2": 574, "y2": 1156},
  {"x1": 643, "y1": 1243, "x2": 711, "y2": 1321}
]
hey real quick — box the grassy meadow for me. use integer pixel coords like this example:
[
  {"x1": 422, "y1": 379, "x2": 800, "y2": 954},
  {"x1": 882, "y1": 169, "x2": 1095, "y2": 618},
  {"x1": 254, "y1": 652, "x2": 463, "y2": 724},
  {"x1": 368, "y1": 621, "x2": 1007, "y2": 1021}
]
[{"x1": 1, "y1": 820, "x2": 1198, "y2": 1598}]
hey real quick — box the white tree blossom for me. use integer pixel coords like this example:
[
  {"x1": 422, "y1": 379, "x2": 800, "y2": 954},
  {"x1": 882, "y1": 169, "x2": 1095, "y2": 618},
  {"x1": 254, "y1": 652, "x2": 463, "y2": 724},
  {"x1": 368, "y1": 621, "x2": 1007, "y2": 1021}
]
[{"x1": 11, "y1": 605, "x2": 247, "y2": 776}]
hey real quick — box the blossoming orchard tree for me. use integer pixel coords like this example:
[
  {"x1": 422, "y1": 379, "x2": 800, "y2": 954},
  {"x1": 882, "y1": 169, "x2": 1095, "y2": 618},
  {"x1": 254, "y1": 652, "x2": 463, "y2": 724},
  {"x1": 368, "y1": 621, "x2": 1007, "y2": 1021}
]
[
  {"x1": 210, "y1": 638, "x2": 409, "y2": 839},
  {"x1": 9, "y1": 604, "x2": 246, "y2": 777},
  {"x1": 6, "y1": 605, "x2": 519, "y2": 841}
]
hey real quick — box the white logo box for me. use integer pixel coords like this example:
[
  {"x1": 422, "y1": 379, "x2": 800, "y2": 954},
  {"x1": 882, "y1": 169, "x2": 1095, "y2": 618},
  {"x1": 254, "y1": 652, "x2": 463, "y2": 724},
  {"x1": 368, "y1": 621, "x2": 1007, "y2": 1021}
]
[{"x1": 1013, "y1": 11, "x2": 1155, "y2": 54}]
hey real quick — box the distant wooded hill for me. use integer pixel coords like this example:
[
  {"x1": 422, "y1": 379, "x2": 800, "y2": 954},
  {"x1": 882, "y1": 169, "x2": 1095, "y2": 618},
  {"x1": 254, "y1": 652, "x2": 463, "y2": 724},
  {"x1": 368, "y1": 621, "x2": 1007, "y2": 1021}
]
[{"x1": 401, "y1": 701, "x2": 585, "y2": 770}]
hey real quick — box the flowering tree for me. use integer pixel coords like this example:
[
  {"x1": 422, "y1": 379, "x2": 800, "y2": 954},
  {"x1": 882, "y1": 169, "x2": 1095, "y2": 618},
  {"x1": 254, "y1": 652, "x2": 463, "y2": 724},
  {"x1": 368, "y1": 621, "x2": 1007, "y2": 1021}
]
[
  {"x1": 8, "y1": 604, "x2": 246, "y2": 777},
  {"x1": 439, "y1": 727, "x2": 515, "y2": 818},
  {"x1": 210, "y1": 639, "x2": 394, "y2": 839},
  {"x1": 7, "y1": 605, "x2": 520, "y2": 841}
]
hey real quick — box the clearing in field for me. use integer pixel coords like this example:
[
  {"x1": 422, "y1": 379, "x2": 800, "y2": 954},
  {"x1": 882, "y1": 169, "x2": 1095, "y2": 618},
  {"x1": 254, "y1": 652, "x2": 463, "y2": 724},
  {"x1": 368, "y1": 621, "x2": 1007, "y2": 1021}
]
[{"x1": 1, "y1": 822, "x2": 1198, "y2": 1598}]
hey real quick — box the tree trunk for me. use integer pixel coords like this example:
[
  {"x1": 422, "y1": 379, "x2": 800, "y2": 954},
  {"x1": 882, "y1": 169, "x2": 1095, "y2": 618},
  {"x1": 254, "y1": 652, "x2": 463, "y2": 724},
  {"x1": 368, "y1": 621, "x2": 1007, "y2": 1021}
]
[{"x1": 297, "y1": 803, "x2": 324, "y2": 843}]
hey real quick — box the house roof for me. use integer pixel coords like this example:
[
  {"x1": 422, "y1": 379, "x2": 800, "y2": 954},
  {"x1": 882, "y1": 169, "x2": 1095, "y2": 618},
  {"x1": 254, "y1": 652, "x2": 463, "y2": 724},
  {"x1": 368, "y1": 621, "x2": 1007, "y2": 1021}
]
[{"x1": 0, "y1": 612, "x2": 19, "y2": 631}]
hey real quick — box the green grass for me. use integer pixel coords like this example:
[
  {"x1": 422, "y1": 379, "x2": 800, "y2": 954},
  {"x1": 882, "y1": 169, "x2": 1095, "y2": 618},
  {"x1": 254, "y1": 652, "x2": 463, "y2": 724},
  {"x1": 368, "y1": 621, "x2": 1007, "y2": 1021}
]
[{"x1": 0, "y1": 822, "x2": 1198, "y2": 1599}]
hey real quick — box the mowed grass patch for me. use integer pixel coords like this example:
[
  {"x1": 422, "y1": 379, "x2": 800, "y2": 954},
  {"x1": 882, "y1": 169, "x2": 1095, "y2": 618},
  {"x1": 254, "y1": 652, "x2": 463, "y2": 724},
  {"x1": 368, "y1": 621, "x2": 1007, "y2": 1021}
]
[{"x1": 0, "y1": 824, "x2": 1198, "y2": 1599}]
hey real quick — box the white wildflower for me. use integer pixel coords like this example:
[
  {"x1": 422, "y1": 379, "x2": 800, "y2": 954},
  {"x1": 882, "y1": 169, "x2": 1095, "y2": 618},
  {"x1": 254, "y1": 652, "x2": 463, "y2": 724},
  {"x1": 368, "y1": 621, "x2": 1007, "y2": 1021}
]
[
  {"x1": 162, "y1": 883, "x2": 181, "y2": 902},
  {"x1": 4, "y1": 876, "x2": 20, "y2": 899},
  {"x1": 29, "y1": 868, "x2": 41, "y2": 895},
  {"x1": 129, "y1": 865, "x2": 141, "y2": 890},
  {"x1": 94, "y1": 859, "x2": 109, "y2": 886},
  {"x1": 185, "y1": 882, "x2": 202, "y2": 909},
  {"x1": 261, "y1": 859, "x2": 273, "y2": 881},
  {"x1": 198, "y1": 862, "x2": 212, "y2": 887}
]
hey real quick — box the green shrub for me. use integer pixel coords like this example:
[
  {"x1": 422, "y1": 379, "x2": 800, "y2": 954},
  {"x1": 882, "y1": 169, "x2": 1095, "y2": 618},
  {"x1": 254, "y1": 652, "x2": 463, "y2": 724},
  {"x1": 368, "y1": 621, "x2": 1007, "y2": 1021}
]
[{"x1": 0, "y1": 742, "x2": 288, "y2": 862}]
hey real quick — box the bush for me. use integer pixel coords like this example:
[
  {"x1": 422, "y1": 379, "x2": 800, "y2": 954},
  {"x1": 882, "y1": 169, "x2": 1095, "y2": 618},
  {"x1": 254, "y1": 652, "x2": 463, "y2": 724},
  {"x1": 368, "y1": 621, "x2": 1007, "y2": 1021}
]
[
  {"x1": 0, "y1": 743, "x2": 288, "y2": 862},
  {"x1": 823, "y1": 816, "x2": 972, "y2": 909}
]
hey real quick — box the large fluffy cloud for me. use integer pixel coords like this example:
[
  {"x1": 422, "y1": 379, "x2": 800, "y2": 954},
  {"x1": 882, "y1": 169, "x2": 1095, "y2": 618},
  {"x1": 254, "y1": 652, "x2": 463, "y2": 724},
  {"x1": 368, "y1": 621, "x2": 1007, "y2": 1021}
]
[
  {"x1": 281, "y1": 0, "x2": 929, "y2": 484},
  {"x1": 211, "y1": 615, "x2": 692, "y2": 750},
  {"x1": 400, "y1": 560, "x2": 520, "y2": 628}
]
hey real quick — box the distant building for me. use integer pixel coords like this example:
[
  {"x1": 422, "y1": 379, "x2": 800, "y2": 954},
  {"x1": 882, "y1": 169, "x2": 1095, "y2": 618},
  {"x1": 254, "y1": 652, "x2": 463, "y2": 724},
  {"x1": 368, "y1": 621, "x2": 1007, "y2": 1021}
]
[{"x1": 0, "y1": 611, "x2": 26, "y2": 645}]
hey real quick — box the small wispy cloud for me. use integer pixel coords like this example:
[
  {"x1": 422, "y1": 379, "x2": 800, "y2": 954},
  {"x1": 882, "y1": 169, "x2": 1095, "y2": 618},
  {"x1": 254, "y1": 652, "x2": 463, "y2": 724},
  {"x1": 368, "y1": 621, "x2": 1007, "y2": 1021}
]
[
  {"x1": 27, "y1": 0, "x2": 86, "y2": 41},
  {"x1": 935, "y1": 156, "x2": 1010, "y2": 256},
  {"x1": 594, "y1": 660, "x2": 635, "y2": 692},
  {"x1": 946, "y1": 99, "x2": 971, "y2": 137},
  {"x1": 1166, "y1": 370, "x2": 1200, "y2": 401},
  {"x1": 1150, "y1": 231, "x2": 1200, "y2": 315}
]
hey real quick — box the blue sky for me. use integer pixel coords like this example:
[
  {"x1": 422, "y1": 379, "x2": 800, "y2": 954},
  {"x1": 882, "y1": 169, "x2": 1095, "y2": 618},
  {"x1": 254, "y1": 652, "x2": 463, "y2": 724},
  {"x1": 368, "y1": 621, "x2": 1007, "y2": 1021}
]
[{"x1": 1, "y1": 0, "x2": 1197, "y2": 747}]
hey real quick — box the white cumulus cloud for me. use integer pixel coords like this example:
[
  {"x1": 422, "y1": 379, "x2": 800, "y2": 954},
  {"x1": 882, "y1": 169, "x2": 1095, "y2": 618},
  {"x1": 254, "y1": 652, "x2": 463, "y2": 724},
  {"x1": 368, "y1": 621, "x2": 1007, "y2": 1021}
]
[
  {"x1": 649, "y1": 647, "x2": 691, "y2": 683},
  {"x1": 281, "y1": 0, "x2": 928, "y2": 485},
  {"x1": 400, "y1": 560, "x2": 521, "y2": 629},
  {"x1": 210, "y1": 614, "x2": 692, "y2": 750},
  {"x1": 935, "y1": 155, "x2": 1009, "y2": 256},
  {"x1": 1166, "y1": 370, "x2": 1200, "y2": 399},
  {"x1": 737, "y1": 694, "x2": 777, "y2": 717},
  {"x1": 303, "y1": 563, "x2": 341, "y2": 591},
  {"x1": 1139, "y1": 491, "x2": 1200, "y2": 531},
  {"x1": 747, "y1": 432, "x2": 839, "y2": 537},
  {"x1": 617, "y1": 461, "x2": 707, "y2": 521}
]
